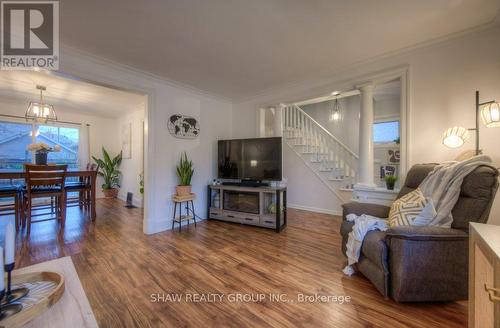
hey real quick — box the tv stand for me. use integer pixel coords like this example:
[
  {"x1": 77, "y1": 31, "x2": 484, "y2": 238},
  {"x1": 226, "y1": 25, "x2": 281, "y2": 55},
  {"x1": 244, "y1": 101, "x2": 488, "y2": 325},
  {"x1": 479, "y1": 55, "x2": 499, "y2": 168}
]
[
  {"x1": 221, "y1": 180, "x2": 269, "y2": 187},
  {"x1": 207, "y1": 184, "x2": 286, "y2": 232}
]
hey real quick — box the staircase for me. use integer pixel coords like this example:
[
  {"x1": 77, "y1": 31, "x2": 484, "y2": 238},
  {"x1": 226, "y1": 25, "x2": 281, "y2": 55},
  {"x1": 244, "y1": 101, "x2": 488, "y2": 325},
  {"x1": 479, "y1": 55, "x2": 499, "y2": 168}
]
[{"x1": 283, "y1": 104, "x2": 359, "y2": 202}]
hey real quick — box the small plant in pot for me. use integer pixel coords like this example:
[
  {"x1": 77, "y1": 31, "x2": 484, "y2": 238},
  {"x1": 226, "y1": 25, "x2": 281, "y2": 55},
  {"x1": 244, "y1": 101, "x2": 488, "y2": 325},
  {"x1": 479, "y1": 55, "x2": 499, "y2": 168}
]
[
  {"x1": 384, "y1": 174, "x2": 398, "y2": 190},
  {"x1": 92, "y1": 147, "x2": 122, "y2": 198},
  {"x1": 176, "y1": 152, "x2": 194, "y2": 196},
  {"x1": 139, "y1": 172, "x2": 144, "y2": 195}
]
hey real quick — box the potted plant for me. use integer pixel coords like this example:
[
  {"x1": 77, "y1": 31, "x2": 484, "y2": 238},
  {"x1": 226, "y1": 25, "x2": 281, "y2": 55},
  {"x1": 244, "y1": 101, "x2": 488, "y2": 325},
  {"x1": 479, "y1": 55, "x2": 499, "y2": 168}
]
[
  {"x1": 139, "y1": 172, "x2": 144, "y2": 195},
  {"x1": 27, "y1": 142, "x2": 61, "y2": 165},
  {"x1": 176, "y1": 152, "x2": 194, "y2": 196},
  {"x1": 384, "y1": 174, "x2": 398, "y2": 190},
  {"x1": 92, "y1": 147, "x2": 122, "y2": 198}
]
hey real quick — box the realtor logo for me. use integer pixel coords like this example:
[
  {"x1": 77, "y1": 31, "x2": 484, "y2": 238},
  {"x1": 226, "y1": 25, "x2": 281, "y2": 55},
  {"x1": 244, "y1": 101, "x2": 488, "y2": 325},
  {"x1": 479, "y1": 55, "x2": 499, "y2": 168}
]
[{"x1": 1, "y1": 1, "x2": 59, "y2": 70}]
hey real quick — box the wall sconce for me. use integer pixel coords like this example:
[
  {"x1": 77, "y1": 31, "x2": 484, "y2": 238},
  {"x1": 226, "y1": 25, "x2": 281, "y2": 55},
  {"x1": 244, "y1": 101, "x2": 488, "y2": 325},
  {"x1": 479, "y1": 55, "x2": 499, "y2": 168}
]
[{"x1": 442, "y1": 91, "x2": 499, "y2": 155}]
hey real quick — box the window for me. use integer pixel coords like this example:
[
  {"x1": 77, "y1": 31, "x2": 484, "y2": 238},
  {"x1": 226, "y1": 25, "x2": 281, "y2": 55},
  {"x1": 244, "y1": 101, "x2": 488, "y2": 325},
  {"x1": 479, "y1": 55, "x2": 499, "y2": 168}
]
[
  {"x1": 0, "y1": 120, "x2": 80, "y2": 171},
  {"x1": 373, "y1": 120, "x2": 399, "y2": 143},
  {"x1": 38, "y1": 125, "x2": 79, "y2": 169},
  {"x1": 0, "y1": 121, "x2": 32, "y2": 171}
]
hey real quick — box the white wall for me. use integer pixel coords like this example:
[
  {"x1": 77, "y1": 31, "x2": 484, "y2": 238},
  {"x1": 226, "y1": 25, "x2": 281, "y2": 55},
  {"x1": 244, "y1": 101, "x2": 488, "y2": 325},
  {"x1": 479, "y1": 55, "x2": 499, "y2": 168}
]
[
  {"x1": 232, "y1": 25, "x2": 500, "y2": 222},
  {"x1": 59, "y1": 47, "x2": 233, "y2": 234},
  {"x1": 301, "y1": 96, "x2": 360, "y2": 153},
  {"x1": 284, "y1": 144, "x2": 342, "y2": 215},
  {"x1": 300, "y1": 93, "x2": 400, "y2": 155},
  {"x1": 0, "y1": 97, "x2": 121, "y2": 198},
  {"x1": 117, "y1": 108, "x2": 144, "y2": 207}
]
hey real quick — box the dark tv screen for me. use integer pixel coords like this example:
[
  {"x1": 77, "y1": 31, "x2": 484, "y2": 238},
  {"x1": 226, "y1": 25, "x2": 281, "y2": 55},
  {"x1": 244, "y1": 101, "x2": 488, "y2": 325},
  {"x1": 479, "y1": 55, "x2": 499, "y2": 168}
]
[{"x1": 218, "y1": 137, "x2": 282, "y2": 181}]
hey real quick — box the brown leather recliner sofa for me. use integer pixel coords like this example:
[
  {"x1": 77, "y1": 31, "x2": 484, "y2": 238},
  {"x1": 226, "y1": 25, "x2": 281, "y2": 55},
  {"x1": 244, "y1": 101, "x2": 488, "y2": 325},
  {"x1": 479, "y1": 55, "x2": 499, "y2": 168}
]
[{"x1": 340, "y1": 164, "x2": 499, "y2": 302}]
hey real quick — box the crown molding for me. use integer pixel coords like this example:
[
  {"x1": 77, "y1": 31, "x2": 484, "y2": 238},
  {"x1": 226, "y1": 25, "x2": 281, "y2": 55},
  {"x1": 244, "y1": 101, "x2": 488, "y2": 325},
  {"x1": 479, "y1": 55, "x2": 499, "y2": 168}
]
[
  {"x1": 60, "y1": 45, "x2": 233, "y2": 105},
  {"x1": 235, "y1": 20, "x2": 500, "y2": 104}
]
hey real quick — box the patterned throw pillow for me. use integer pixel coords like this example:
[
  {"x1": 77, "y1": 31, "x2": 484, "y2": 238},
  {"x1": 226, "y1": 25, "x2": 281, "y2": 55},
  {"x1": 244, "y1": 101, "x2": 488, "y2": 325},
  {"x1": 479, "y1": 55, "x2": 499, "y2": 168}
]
[{"x1": 388, "y1": 188, "x2": 428, "y2": 227}]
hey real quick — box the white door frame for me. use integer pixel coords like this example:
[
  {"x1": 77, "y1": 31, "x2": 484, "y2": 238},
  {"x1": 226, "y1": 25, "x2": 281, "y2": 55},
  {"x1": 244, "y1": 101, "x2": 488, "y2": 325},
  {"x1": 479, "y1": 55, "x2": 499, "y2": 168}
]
[{"x1": 45, "y1": 68, "x2": 154, "y2": 233}]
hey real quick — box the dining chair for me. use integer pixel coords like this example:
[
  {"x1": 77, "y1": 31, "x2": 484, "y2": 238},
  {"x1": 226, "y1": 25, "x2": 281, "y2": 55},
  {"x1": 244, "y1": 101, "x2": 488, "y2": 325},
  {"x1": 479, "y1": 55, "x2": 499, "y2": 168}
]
[
  {"x1": 65, "y1": 163, "x2": 98, "y2": 212},
  {"x1": 0, "y1": 183, "x2": 22, "y2": 230},
  {"x1": 23, "y1": 164, "x2": 68, "y2": 235}
]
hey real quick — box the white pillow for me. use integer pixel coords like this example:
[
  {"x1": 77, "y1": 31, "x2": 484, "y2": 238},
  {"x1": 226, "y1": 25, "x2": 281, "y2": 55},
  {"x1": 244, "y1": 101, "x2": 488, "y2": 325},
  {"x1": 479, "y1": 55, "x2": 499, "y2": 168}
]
[{"x1": 412, "y1": 198, "x2": 436, "y2": 226}]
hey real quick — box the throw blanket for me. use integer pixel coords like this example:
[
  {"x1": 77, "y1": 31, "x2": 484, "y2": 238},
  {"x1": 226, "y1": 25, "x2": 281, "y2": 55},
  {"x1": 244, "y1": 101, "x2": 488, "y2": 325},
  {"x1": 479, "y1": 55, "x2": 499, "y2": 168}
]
[
  {"x1": 418, "y1": 155, "x2": 492, "y2": 227},
  {"x1": 343, "y1": 214, "x2": 388, "y2": 276},
  {"x1": 343, "y1": 155, "x2": 492, "y2": 276}
]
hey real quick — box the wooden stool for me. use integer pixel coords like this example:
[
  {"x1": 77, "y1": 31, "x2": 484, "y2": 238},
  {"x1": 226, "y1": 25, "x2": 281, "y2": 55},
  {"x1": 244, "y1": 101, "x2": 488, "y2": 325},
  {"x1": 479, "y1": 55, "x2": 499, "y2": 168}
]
[{"x1": 172, "y1": 193, "x2": 197, "y2": 232}]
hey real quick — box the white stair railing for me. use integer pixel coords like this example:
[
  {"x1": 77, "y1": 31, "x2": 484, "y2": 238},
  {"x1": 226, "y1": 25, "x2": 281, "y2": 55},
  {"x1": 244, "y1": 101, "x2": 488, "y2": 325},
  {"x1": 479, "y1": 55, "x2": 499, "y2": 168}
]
[{"x1": 283, "y1": 104, "x2": 359, "y2": 192}]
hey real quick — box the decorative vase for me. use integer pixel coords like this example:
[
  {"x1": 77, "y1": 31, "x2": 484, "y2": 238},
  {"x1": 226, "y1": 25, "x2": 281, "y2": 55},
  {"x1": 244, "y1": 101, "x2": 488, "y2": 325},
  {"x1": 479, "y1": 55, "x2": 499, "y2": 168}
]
[
  {"x1": 386, "y1": 181, "x2": 395, "y2": 190},
  {"x1": 103, "y1": 188, "x2": 119, "y2": 198},
  {"x1": 35, "y1": 151, "x2": 48, "y2": 165},
  {"x1": 176, "y1": 185, "x2": 191, "y2": 196},
  {"x1": 213, "y1": 193, "x2": 220, "y2": 208}
]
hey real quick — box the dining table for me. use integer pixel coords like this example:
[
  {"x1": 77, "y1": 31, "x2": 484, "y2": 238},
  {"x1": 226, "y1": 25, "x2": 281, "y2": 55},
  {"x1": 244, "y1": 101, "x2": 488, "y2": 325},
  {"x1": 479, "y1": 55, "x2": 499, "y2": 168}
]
[{"x1": 0, "y1": 169, "x2": 98, "y2": 221}]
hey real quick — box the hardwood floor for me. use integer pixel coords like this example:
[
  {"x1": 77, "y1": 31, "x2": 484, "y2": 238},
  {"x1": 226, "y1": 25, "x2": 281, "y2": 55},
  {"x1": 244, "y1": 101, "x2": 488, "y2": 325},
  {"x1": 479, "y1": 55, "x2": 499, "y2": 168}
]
[{"x1": 3, "y1": 199, "x2": 467, "y2": 327}]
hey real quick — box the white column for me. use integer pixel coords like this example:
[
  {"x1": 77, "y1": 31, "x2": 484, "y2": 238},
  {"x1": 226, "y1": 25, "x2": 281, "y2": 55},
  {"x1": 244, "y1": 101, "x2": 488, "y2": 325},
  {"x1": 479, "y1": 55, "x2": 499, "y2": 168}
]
[
  {"x1": 356, "y1": 82, "x2": 376, "y2": 188},
  {"x1": 273, "y1": 106, "x2": 283, "y2": 137},
  {"x1": 258, "y1": 108, "x2": 267, "y2": 137}
]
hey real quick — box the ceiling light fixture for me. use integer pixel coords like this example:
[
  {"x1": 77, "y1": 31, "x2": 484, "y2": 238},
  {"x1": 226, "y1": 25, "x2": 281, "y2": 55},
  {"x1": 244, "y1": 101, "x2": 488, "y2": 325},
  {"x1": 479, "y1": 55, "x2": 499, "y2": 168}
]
[
  {"x1": 329, "y1": 93, "x2": 342, "y2": 122},
  {"x1": 25, "y1": 85, "x2": 57, "y2": 123},
  {"x1": 442, "y1": 91, "x2": 499, "y2": 154}
]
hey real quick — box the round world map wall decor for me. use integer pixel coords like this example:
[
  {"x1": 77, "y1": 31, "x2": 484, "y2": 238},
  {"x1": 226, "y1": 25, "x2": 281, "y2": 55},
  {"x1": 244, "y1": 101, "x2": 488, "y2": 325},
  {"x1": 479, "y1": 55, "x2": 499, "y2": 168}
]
[{"x1": 168, "y1": 114, "x2": 200, "y2": 139}]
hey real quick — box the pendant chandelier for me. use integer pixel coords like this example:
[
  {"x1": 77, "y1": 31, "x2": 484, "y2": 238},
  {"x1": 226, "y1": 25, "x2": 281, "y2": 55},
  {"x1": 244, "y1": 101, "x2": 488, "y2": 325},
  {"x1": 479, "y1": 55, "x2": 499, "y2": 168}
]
[
  {"x1": 25, "y1": 85, "x2": 57, "y2": 123},
  {"x1": 329, "y1": 92, "x2": 342, "y2": 122}
]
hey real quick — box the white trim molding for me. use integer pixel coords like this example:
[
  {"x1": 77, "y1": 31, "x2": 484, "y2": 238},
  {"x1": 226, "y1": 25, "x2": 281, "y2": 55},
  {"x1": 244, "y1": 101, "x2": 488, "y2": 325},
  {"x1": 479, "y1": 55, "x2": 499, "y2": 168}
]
[{"x1": 287, "y1": 203, "x2": 342, "y2": 217}]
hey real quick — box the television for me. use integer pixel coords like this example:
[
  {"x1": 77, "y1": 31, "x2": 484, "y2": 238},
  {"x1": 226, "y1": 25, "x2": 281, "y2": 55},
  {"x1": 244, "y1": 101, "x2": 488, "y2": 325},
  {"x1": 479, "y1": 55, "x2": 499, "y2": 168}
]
[{"x1": 218, "y1": 137, "x2": 282, "y2": 181}]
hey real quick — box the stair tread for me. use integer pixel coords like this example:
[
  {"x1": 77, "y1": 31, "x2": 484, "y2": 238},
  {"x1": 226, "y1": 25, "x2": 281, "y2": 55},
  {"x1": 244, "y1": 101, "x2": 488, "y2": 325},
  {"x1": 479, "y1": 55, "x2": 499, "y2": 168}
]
[{"x1": 286, "y1": 127, "x2": 357, "y2": 194}]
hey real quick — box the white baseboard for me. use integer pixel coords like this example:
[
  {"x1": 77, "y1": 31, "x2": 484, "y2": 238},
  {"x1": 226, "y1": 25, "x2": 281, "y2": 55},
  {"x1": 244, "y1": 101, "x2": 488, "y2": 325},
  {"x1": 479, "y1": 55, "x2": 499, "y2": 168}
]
[
  {"x1": 143, "y1": 216, "x2": 205, "y2": 235},
  {"x1": 143, "y1": 217, "x2": 171, "y2": 234},
  {"x1": 287, "y1": 203, "x2": 342, "y2": 216}
]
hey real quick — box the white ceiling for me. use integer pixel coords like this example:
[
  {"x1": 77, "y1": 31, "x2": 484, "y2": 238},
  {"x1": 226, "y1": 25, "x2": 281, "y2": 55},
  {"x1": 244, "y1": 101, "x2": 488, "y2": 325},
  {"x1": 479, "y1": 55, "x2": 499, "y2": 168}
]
[
  {"x1": 60, "y1": 0, "x2": 500, "y2": 101},
  {"x1": 0, "y1": 71, "x2": 146, "y2": 118}
]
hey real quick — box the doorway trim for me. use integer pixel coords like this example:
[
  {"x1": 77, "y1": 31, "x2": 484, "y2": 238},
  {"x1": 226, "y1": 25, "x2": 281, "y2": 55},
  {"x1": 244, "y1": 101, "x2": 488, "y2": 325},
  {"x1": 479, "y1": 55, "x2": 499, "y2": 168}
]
[
  {"x1": 42, "y1": 67, "x2": 155, "y2": 233},
  {"x1": 261, "y1": 65, "x2": 411, "y2": 181}
]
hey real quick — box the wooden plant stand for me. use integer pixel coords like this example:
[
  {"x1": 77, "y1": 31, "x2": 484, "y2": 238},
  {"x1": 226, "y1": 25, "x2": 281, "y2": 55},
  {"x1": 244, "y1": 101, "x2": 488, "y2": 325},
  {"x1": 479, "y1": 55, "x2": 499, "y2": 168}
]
[{"x1": 171, "y1": 193, "x2": 197, "y2": 232}]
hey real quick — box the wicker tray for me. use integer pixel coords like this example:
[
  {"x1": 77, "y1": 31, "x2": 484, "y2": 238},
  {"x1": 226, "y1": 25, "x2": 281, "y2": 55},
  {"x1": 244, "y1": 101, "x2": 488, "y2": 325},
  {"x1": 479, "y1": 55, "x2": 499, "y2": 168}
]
[{"x1": 0, "y1": 271, "x2": 65, "y2": 328}]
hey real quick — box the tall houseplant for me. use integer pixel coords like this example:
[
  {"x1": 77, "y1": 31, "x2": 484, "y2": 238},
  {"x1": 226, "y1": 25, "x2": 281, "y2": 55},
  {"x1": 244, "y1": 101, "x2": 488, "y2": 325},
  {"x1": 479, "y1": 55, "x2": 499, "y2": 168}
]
[
  {"x1": 92, "y1": 147, "x2": 122, "y2": 198},
  {"x1": 176, "y1": 152, "x2": 194, "y2": 196}
]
